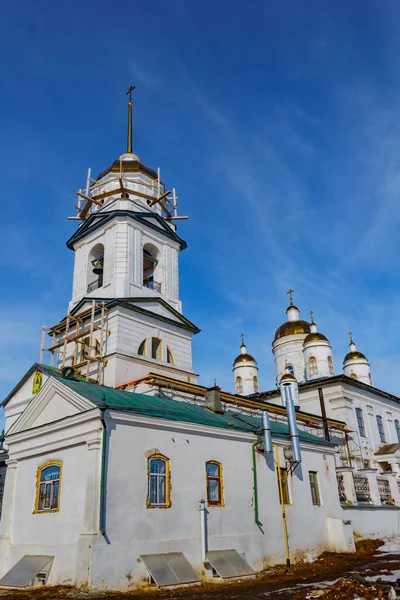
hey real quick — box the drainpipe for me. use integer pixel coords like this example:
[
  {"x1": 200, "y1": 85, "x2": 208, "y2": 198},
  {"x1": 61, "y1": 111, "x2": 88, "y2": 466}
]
[
  {"x1": 99, "y1": 407, "x2": 107, "y2": 536},
  {"x1": 252, "y1": 440, "x2": 263, "y2": 527},
  {"x1": 273, "y1": 443, "x2": 291, "y2": 568},
  {"x1": 199, "y1": 499, "x2": 207, "y2": 562},
  {"x1": 318, "y1": 387, "x2": 330, "y2": 442}
]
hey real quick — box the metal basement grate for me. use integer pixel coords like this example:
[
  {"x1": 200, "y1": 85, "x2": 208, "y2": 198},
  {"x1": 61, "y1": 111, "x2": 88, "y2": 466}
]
[
  {"x1": 206, "y1": 550, "x2": 255, "y2": 579},
  {"x1": 0, "y1": 556, "x2": 53, "y2": 587},
  {"x1": 139, "y1": 552, "x2": 200, "y2": 587}
]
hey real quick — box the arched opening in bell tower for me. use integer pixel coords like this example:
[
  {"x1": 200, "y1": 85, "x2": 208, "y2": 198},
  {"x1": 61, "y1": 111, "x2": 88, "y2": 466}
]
[
  {"x1": 87, "y1": 243, "x2": 104, "y2": 292},
  {"x1": 143, "y1": 243, "x2": 161, "y2": 292}
]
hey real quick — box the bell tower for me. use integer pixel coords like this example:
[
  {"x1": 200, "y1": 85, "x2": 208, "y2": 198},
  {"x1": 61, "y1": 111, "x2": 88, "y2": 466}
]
[{"x1": 41, "y1": 89, "x2": 199, "y2": 388}]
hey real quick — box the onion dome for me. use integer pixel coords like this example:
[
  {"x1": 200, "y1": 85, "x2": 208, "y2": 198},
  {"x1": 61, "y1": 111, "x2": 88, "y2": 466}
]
[
  {"x1": 233, "y1": 334, "x2": 256, "y2": 365},
  {"x1": 343, "y1": 333, "x2": 367, "y2": 364},
  {"x1": 274, "y1": 292, "x2": 311, "y2": 341},
  {"x1": 303, "y1": 312, "x2": 328, "y2": 345}
]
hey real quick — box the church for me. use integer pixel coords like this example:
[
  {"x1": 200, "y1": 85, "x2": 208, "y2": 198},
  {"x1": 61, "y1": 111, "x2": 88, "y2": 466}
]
[{"x1": 0, "y1": 92, "x2": 399, "y2": 590}]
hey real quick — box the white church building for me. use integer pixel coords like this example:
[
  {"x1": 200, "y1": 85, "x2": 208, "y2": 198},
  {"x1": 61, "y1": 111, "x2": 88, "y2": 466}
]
[{"x1": 0, "y1": 93, "x2": 399, "y2": 590}]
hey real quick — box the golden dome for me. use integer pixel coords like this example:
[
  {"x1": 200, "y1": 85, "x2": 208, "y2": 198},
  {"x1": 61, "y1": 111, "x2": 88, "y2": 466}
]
[
  {"x1": 96, "y1": 157, "x2": 158, "y2": 181},
  {"x1": 303, "y1": 332, "x2": 328, "y2": 344},
  {"x1": 233, "y1": 353, "x2": 256, "y2": 366},
  {"x1": 344, "y1": 351, "x2": 367, "y2": 362},
  {"x1": 274, "y1": 320, "x2": 311, "y2": 341},
  {"x1": 280, "y1": 372, "x2": 297, "y2": 383}
]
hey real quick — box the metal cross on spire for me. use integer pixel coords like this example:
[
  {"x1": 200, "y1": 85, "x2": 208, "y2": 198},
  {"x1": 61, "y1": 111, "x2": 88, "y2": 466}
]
[
  {"x1": 126, "y1": 85, "x2": 135, "y2": 153},
  {"x1": 240, "y1": 333, "x2": 245, "y2": 346},
  {"x1": 287, "y1": 288, "x2": 294, "y2": 306},
  {"x1": 348, "y1": 331, "x2": 354, "y2": 345},
  {"x1": 309, "y1": 310, "x2": 315, "y2": 324}
]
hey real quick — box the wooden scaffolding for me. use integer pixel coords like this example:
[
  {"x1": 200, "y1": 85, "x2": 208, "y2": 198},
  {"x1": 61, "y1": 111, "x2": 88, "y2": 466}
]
[
  {"x1": 70, "y1": 162, "x2": 188, "y2": 223},
  {"x1": 40, "y1": 300, "x2": 110, "y2": 383}
]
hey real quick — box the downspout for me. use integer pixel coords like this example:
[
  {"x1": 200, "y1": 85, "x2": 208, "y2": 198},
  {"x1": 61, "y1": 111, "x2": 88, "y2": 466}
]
[
  {"x1": 318, "y1": 387, "x2": 330, "y2": 442},
  {"x1": 273, "y1": 443, "x2": 291, "y2": 568},
  {"x1": 252, "y1": 440, "x2": 263, "y2": 527},
  {"x1": 99, "y1": 406, "x2": 107, "y2": 536}
]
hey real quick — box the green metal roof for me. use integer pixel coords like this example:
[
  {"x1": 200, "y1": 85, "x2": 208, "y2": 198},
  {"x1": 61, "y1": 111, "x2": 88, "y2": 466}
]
[{"x1": 35, "y1": 364, "x2": 332, "y2": 447}]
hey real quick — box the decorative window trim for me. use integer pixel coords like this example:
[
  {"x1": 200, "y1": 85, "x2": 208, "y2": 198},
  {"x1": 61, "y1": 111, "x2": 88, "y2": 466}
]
[
  {"x1": 309, "y1": 357, "x2": 318, "y2": 376},
  {"x1": 167, "y1": 347, "x2": 175, "y2": 364},
  {"x1": 236, "y1": 376, "x2": 243, "y2": 394},
  {"x1": 146, "y1": 453, "x2": 171, "y2": 509},
  {"x1": 33, "y1": 460, "x2": 63, "y2": 514},
  {"x1": 205, "y1": 461, "x2": 224, "y2": 507}
]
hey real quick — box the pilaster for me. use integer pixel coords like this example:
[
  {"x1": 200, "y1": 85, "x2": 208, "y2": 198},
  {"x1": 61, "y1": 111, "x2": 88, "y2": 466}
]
[
  {"x1": 0, "y1": 460, "x2": 18, "y2": 575},
  {"x1": 76, "y1": 437, "x2": 103, "y2": 587},
  {"x1": 358, "y1": 468, "x2": 381, "y2": 505},
  {"x1": 336, "y1": 467, "x2": 357, "y2": 504}
]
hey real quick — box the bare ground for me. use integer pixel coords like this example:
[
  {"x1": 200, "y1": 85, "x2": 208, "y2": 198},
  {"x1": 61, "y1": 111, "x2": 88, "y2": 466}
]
[{"x1": 1, "y1": 540, "x2": 400, "y2": 600}]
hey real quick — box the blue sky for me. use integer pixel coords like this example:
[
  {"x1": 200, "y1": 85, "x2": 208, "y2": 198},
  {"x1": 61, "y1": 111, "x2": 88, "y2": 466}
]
[{"x1": 2, "y1": 1, "x2": 400, "y2": 406}]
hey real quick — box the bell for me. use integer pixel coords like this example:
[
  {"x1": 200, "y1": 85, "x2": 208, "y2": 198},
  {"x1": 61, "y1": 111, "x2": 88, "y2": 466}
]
[{"x1": 92, "y1": 259, "x2": 104, "y2": 275}]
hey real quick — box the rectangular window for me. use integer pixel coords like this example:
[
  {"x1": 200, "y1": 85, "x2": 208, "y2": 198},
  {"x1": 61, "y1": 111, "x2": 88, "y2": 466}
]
[
  {"x1": 355, "y1": 408, "x2": 366, "y2": 437},
  {"x1": 395, "y1": 420, "x2": 400, "y2": 443},
  {"x1": 376, "y1": 415, "x2": 386, "y2": 443},
  {"x1": 206, "y1": 462, "x2": 224, "y2": 506},
  {"x1": 148, "y1": 457, "x2": 168, "y2": 507},
  {"x1": 36, "y1": 463, "x2": 61, "y2": 513},
  {"x1": 309, "y1": 471, "x2": 321, "y2": 506},
  {"x1": 277, "y1": 468, "x2": 290, "y2": 504}
]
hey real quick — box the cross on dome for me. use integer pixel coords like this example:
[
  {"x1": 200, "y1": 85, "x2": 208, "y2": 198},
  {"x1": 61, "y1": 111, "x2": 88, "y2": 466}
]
[{"x1": 287, "y1": 288, "x2": 294, "y2": 306}]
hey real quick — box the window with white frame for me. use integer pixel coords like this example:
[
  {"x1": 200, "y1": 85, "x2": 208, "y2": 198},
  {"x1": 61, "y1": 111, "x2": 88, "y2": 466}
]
[
  {"x1": 309, "y1": 357, "x2": 318, "y2": 376},
  {"x1": 376, "y1": 415, "x2": 386, "y2": 443},
  {"x1": 147, "y1": 455, "x2": 170, "y2": 508}
]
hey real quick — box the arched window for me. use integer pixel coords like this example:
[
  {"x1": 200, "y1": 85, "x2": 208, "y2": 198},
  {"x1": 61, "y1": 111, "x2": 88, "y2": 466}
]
[
  {"x1": 35, "y1": 461, "x2": 62, "y2": 513},
  {"x1": 147, "y1": 454, "x2": 171, "y2": 508},
  {"x1": 327, "y1": 356, "x2": 334, "y2": 375},
  {"x1": 143, "y1": 244, "x2": 161, "y2": 292},
  {"x1": 138, "y1": 340, "x2": 146, "y2": 356},
  {"x1": 206, "y1": 461, "x2": 224, "y2": 506},
  {"x1": 309, "y1": 357, "x2": 318, "y2": 376},
  {"x1": 167, "y1": 347, "x2": 174, "y2": 364},
  {"x1": 253, "y1": 376, "x2": 259, "y2": 393},
  {"x1": 236, "y1": 376, "x2": 243, "y2": 394},
  {"x1": 151, "y1": 338, "x2": 162, "y2": 361},
  {"x1": 350, "y1": 371, "x2": 358, "y2": 380},
  {"x1": 287, "y1": 364, "x2": 295, "y2": 376},
  {"x1": 87, "y1": 243, "x2": 104, "y2": 293}
]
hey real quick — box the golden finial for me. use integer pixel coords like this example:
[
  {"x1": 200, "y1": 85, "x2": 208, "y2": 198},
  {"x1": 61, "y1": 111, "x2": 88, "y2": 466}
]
[
  {"x1": 348, "y1": 331, "x2": 354, "y2": 345},
  {"x1": 240, "y1": 333, "x2": 245, "y2": 346},
  {"x1": 287, "y1": 288, "x2": 294, "y2": 306},
  {"x1": 126, "y1": 85, "x2": 135, "y2": 153},
  {"x1": 309, "y1": 310, "x2": 315, "y2": 325}
]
